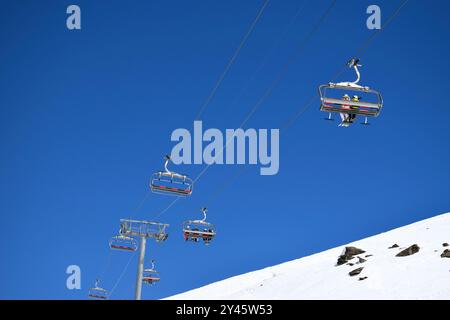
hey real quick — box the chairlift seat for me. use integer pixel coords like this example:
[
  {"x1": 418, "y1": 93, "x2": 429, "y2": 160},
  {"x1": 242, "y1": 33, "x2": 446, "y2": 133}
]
[
  {"x1": 143, "y1": 276, "x2": 160, "y2": 284},
  {"x1": 109, "y1": 235, "x2": 138, "y2": 252},
  {"x1": 88, "y1": 293, "x2": 108, "y2": 300},
  {"x1": 318, "y1": 83, "x2": 383, "y2": 118},
  {"x1": 88, "y1": 285, "x2": 109, "y2": 300},
  {"x1": 183, "y1": 221, "x2": 216, "y2": 244},
  {"x1": 150, "y1": 172, "x2": 193, "y2": 197},
  {"x1": 143, "y1": 266, "x2": 160, "y2": 285}
]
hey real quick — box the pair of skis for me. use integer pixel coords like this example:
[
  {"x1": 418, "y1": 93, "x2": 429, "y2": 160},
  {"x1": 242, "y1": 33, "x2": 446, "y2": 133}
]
[{"x1": 326, "y1": 114, "x2": 369, "y2": 127}]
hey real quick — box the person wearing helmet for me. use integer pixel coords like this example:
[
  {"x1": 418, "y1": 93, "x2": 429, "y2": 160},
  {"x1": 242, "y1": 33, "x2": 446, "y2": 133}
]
[{"x1": 339, "y1": 94, "x2": 351, "y2": 127}]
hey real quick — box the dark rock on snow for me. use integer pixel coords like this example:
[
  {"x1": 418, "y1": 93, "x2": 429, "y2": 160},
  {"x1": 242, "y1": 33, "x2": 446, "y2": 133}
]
[
  {"x1": 441, "y1": 249, "x2": 450, "y2": 258},
  {"x1": 337, "y1": 247, "x2": 366, "y2": 266},
  {"x1": 396, "y1": 244, "x2": 420, "y2": 257},
  {"x1": 443, "y1": 243, "x2": 449, "y2": 247},
  {"x1": 349, "y1": 267, "x2": 364, "y2": 277},
  {"x1": 365, "y1": 254, "x2": 373, "y2": 258},
  {"x1": 388, "y1": 244, "x2": 399, "y2": 249},
  {"x1": 358, "y1": 257, "x2": 366, "y2": 264},
  {"x1": 358, "y1": 277, "x2": 368, "y2": 281}
]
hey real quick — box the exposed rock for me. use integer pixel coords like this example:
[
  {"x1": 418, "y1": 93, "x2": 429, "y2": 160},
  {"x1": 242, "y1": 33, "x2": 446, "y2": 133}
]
[
  {"x1": 347, "y1": 263, "x2": 354, "y2": 266},
  {"x1": 357, "y1": 257, "x2": 366, "y2": 264},
  {"x1": 389, "y1": 244, "x2": 399, "y2": 249},
  {"x1": 441, "y1": 249, "x2": 450, "y2": 258},
  {"x1": 349, "y1": 267, "x2": 364, "y2": 277},
  {"x1": 396, "y1": 244, "x2": 420, "y2": 257},
  {"x1": 337, "y1": 247, "x2": 366, "y2": 266},
  {"x1": 358, "y1": 277, "x2": 368, "y2": 281},
  {"x1": 443, "y1": 243, "x2": 449, "y2": 247},
  {"x1": 365, "y1": 254, "x2": 373, "y2": 258}
]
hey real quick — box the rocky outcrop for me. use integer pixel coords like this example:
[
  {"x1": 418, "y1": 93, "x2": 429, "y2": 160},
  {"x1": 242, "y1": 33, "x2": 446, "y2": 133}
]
[
  {"x1": 349, "y1": 267, "x2": 364, "y2": 277},
  {"x1": 337, "y1": 247, "x2": 366, "y2": 266},
  {"x1": 357, "y1": 257, "x2": 366, "y2": 264},
  {"x1": 443, "y1": 243, "x2": 449, "y2": 247},
  {"x1": 396, "y1": 244, "x2": 420, "y2": 257},
  {"x1": 441, "y1": 249, "x2": 450, "y2": 258},
  {"x1": 358, "y1": 277, "x2": 368, "y2": 281},
  {"x1": 389, "y1": 244, "x2": 399, "y2": 249}
]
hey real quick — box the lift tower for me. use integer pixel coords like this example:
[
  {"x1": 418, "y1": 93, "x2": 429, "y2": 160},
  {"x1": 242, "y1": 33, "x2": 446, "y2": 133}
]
[{"x1": 118, "y1": 219, "x2": 169, "y2": 300}]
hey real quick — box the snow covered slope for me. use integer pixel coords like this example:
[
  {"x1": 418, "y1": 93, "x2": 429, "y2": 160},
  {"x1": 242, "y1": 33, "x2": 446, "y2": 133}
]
[{"x1": 167, "y1": 213, "x2": 450, "y2": 300}]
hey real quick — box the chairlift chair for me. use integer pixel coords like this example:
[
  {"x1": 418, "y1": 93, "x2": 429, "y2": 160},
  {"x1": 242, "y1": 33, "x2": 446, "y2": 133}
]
[
  {"x1": 150, "y1": 155, "x2": 193, "y2": 196},
  {"x1": 109, "y1": 234, "x2": 138, "y2": 252},
  {"x1": 319, "y1": 58, "x2": 383, "y2": 126},
  {"x1": 142, "y1": 260, "x2": 160, "y2": 285},
  {"x1": 88, "y1": 280, "x2": 109, "y2": 300},
  {"x1": 183, "y1": 208, "x2": 216, "y2": 245}
]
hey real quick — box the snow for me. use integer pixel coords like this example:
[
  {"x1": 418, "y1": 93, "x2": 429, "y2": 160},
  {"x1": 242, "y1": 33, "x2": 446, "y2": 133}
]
[{"x1": 166, "y1": 212, "x2": 450, "y2": 300}]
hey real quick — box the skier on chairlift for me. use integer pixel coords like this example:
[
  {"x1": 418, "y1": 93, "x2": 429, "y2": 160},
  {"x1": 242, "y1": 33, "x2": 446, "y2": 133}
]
[
  {"x1": 339, "y1": 94, "x2": 351, "y2": 126},
  {"x1": 349, "y1": 95, "x2": 360, "y2": 121}
]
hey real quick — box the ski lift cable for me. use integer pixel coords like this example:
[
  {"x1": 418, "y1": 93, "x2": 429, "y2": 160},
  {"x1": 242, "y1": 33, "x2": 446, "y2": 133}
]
[
  {"x1": 216, "y1": 0, "x2": 310, "y2": 125},
  {"x1": 194, "y1": 0, "x2": 271, "y2": 120},
  {"x1": 152, "y1": 1, "x2": 309, "y2": 219},
  {"x1": 140, "y1": 0, "x2": 272, "y2": 214},
  {"x1": 89, "y1": 250, "x2": 113, "y2": 298},
  {"x1": 191, "y1": 0, "x2": 338, "y2": 184},
  {"x1": 157, "y1": 0, "x2": 409, "y2": 220},
  {"x1": 108, "y1": 250, "x2": 136, "y2": 299},
  {"x1": 154, "y1": 196, "x2": 180, "y2": 219},
  {"x1": 99, "y1": 250, "x2": 112, "y2": 280},
  {"x1": 151, "y1": 1, "x2": 311, "y2": 220},
  {"x1": 281, "y1": 67, "x2": 346, "y2": 129},
  {"x1": 92, "y1": 1, "x2": 272, "y2": 294},
  {"x1": 134, "y1": 190, "x2": 152, "y2": 213},
  {"x1": 236, "y1": 0, "x2": 337, "y2": 129},
  {"x1": 153, "y1": 0, "x2": 338, "y2": 219},
  {"x1": 154, "y1": 166, "x2": 246, "y2": 220},
  {"x1": 206, "y1": 166, "x2": 246, "y2": 205},
  {"x1": 191, "y1": 0, "x2": 308, "y2": 205},
  {"x1": 193, "y1": 0, "x2": 410, "y2": 209},
  {"x1": 354, "y1": 0, "x2": 410, "y2": 58}
]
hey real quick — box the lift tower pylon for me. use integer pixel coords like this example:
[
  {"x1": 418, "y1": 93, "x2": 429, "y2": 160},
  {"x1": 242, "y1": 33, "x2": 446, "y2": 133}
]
[{"x1": 117, "y1": 219, "x2": 169, "y2": 300}]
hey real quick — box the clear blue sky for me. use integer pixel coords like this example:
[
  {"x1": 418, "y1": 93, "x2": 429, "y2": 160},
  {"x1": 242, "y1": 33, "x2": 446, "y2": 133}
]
[{"x1": 1, "y1": 0, "x2": 450, "y2": 299}]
